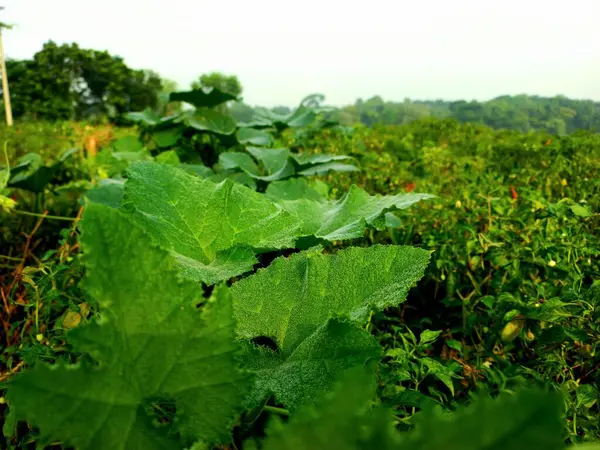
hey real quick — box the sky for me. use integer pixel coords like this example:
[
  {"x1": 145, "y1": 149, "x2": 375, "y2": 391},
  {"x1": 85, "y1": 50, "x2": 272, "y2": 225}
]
[{"x1": 2, "y1": 0, "x2": 600, "y2": 107}]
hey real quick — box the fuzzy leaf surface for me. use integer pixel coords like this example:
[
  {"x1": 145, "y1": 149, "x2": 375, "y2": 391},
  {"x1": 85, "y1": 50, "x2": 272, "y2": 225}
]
[
  {"x1": 268, "y1": 184, "x2": 434, "y2": 240},
  {"x1": 242, "y1": 319, "x2": 381, "y2": 408},
  {"x1": 403, "y1": 389, "x2": 565, "y2": 450},
  {"x1": 122, "y1": 162, "x2": 300, "y2": 284},
  {"x1": 6, "y1": 204, "x2": 252, "y2": 450},
  {"x1": 232, "y1": 245, "x2": 431, "y2": 408},
  {"x1": 262, "y1": 367, "x2": 400, "y2": 450}
]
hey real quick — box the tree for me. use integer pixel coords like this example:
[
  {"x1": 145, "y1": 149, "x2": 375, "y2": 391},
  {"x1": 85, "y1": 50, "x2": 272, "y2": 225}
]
[
  {"x1": 158, "y1": 77, "x2": 182, "y2": 115},
  {"x1": 191, "y1": 72, "x2": 242, "y2": 97},
  {"x1": 191, "y1": 72, "x2": 242, "y2": 113},
  {"x1": 2, "y1": 41, "x2": 164, "y2": 122}
]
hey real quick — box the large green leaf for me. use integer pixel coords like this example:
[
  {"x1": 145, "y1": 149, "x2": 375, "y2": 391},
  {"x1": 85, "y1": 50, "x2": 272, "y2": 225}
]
[
  {"x1": 236, "y1": 127, "x2": 274, "y2": 146},
  {"x1": 185, "y1": 108, "x2": 237, "y2": 135},
  {"x1": 122, "y1": 161, "x2": 300, "y2": 284},
  {"x1": 220, "y1": 147, "x2": 358, "y2": 183},
  {"x1": 267, "y1": 184, "x2": 434, "y2": 240},
  {"x1": 242, "y1": 319, "x2": 381, "y2": 409},
  {"x1": 219, "y1": 152, "x2": 260, "y2": 176},
  {"x1": 265, "y1": 178, "x2": 329, "y2": 202},
  {"x1": 402, "y1": 389, "x2": 565, "y2": 450},
  {"x1": 124, "y1": 108, "x2": 162, "y2": 126},
  {"x1": 169, "y1": 86, "x2": 237, "y2": 108},
  {"x1": 81, "y1": 178, "x2": 125, "y2": 209},
  {"x1": 124, "y1": 109, "x2": 181, "y2": 129},
  {"x1": 262, "y1": 367, "x2": 400, "y2": 450},
  {"x1": 232, "y1": 245, "x2": 431, "y2": 408},
  {"x1": 8, "y1": 148, "x2": 78, "y2": 193},
  {"x1": 6, "y1": 204, "x2": 253, "y2": 449}
]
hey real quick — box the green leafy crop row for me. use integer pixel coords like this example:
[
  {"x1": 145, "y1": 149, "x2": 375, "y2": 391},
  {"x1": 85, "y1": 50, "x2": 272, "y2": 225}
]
[{"x1": 0, "y1": 89, "x2": 598, "y2": 449}]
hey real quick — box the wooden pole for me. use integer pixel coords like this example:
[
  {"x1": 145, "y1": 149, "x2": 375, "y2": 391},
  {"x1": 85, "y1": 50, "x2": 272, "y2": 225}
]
[{"x1": 0, "y1": 28, "x2": 13, "y2": 126}]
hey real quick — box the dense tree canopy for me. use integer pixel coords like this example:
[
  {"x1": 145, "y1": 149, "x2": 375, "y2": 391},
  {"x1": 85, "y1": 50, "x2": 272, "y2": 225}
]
[
  {"x1": 340, "y1": 95, "x2": 600, "y2": 134},
  {"x1": 2, "y1": 40, "x2": 600, "y2": 135},
  {"x1": 3, "y1": 41, "x2": 163, "y2": 122}
]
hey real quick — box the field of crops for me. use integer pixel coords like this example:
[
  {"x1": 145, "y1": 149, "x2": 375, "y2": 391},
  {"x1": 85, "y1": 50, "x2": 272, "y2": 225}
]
[{"x1": 0, "y1": 89, "x2": 599, "y2": 450}]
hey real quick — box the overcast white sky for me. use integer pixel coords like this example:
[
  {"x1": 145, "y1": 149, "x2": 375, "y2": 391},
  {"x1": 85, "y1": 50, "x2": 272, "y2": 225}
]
[{"x1": 2, "y1": 0, "x2": 599, "y2": 107}]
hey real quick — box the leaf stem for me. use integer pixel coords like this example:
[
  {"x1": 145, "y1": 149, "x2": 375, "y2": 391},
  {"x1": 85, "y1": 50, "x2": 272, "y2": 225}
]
[
  {"x1": 263, "y1": 405, "x2": 290, "y2": 417},
  {"x1": 13, "y1": 209, "x2": 77, "y2": 221}
]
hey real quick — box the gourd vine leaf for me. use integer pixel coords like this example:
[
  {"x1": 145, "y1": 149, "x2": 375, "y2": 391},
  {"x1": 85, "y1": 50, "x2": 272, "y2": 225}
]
[
  {"x1": 184, "y1": 108, "x2": 238, "y2": 136},
  {"x1": 240, "y1": 318, "x2": 382, "y2": 409},
  {"x1": 262, "y1": 367, "x2": 401, "y2": 450},
  {"x1": 232, "y1": 244, "x2": 431, "y2": 409},
  {"x1": 6, "y1": 204, "x2": 253, "y2": 450},
  {"x1": 121, "y1": 161, "x2": 300, "y2": 284},
  {"x1": 169, "y1": 86, "x2": 238, "y2": 108},
  {"x1": 235, "y1": 127, "x2": 274, "y2": 147},
  {"x1": 265, "y1": 177, "x2": 330, "y2": 202},
  {"x1": 402, "y1": 389, "x2": 566, "y2": 450},
  {"x1": 218, "y1": 147, "x2": 358, "y2": 182},
  {"x1": 82, "y1": 178, "x2": 125, "y2": 209},
  {"x1": 265, "y1": 181, "x2": 435, "y2": 241}
]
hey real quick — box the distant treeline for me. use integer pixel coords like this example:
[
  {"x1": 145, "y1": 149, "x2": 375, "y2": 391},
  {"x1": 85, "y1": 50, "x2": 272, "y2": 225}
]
[
  {"x1": 231, "y1": 95, "x2": 600, "y2": 135},
  {"x1": 3, "y1": 41, "x2": 600, "y2": 134}
]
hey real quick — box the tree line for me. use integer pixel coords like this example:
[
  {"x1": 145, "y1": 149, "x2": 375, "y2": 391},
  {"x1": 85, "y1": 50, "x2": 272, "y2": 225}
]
[
  {"x1": 334, "y1": 95, "x2": 600, "y2": 135},
  {"x1": 3, "y1": 41, "x2": 600, "y2": 135},
  {"x1": 2, "y1": 41, "x2": 243, "y2": 123}
]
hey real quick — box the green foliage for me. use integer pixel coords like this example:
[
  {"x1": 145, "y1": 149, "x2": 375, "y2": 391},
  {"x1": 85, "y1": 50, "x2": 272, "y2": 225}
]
[
  {"x1": 5, "y1": 41, "x2": 163, "y2": 122},
  {"x1": 341, "y1": 95, "x2": 600, "y2": 134},
  {"x1": 1, "y1": 95, "x2": 599, "y2": 449},
  {"x1": 7, "y1": 148, "x2": 78, "y2": 193},
  {"x1": 121, "y1": 161, "x2": 299, "y2": 284},
  {"x1": 6, "y1": 204, "x2": 253, "y2": 449},
  {"x1": 266, "y1": 180, "x2": 433, "y2": 240},
  {"x1": 233, "y1": 245, "x2": 430, "y2": 408},
  {"x1": 218, "y1": 147, "x2": 358, "y2": 184},
  {"x1": 262, "y1": 368, "x2": 400, "y2": 450},
  {"x1": 289, "y1": 118, "x2": 600, "y2": 443}
]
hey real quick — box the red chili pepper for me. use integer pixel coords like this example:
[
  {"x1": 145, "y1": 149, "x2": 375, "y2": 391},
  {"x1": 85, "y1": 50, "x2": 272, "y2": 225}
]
[
  {"x1": 510, "y1": 185, "x2": 518, "y2": 200},
  {"x1": 406, "y1": 182, "x2": 416, "y2": 193}
]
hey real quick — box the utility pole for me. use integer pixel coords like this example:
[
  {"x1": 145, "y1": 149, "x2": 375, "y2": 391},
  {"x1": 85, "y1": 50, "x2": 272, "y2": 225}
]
[{"x1": 0, "y1": 7, "x2": 13, "y2": 126}]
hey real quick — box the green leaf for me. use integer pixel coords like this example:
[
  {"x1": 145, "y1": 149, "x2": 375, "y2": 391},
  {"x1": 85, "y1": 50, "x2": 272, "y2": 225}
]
[
  {"x1": 242, "y1": 319, "x2": 381, "y2": 409},
  {"x1": 236, "y1": 128, "x2": 274, "y2": 146},
  {"x1": 82, "y1": 179, "x2": 125, "y2": 208},
  {"x1": 219, "y1": 152, "x2": 260, "y2": 177},
  {"x1": 271, "y1": 185, "x2": 434, "y2": 241},
  {"x1": 296, "y1": 161, "x2": 359, "y2": 176},
  {"x1": 152, "y1": 127, "x2": 183, "y2": 148},
  {"x1": 402, "y1": 389, "x2": 565, "y2": 450},
  {"x1": 286, "y1": 105, "x2": 317, "y2": 128},
  {"x1": 185, "y1": 108, "x2": 237, "y2": 135},
  {"x1": 170, "y1": 86, "x2": 238, "y2": 108},
  {"x1": 0, "y1": 141, "x2": 10, "y2": 189},
  {"x1": 8, "y1": 148, "x2": 78, "y2": 193},
  {"x1": 420, "y1": 357, "x2": 458, "y2": 396},
  {"x1": 124, "y1": 108, "x2": 162, "y2": 126},
  {"x1": 419, "y1": 329, "x2": 443, "y2": 346},
  {"x1": 446, "y1": 339, "x2": 463, "y2": 353},
  {"x1": 112, "y1": 136, "x2": 145, "y2": 153},
  {"x1": 179, "y1": 164, "x2": 214, "y2": 178},
  {"x1": 265, "y1": 178, "x2": 329, "y2": 202},
  {"x1": 232, "y1": 245, "x2": 431, "y2": 408},
  {"x1": 262, "y1": 367, "x2": 400, "y2": 450},
  {"x1": 154, "y1": 150, "x2": 181, "y2": 166},
  {"x1": 293, "y1": 153, "x2": 354, "y2": 166},
  {"x1": 6, "y1": 204, "x2": 253, "y2": 449},
  {"x1": 569, "y1": 203, "x2": 591, "y2": 218},
  {"x1": 122, "y1": 161, "x2": 300, "y2": 284},
  {"x1": 384, "y1": 390, "x2": 444, "y2": 411}
]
